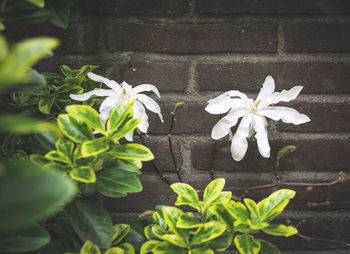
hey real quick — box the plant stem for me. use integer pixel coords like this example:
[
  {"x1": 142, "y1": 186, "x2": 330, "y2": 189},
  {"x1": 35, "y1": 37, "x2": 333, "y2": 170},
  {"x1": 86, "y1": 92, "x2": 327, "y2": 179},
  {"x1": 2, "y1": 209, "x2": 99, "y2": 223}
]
[
  {"x1": 136, "y1": 130, "x2": 171, "y2": 186},
  {"x1": 168, "y1": 102, "x2": 184, "y2": 182},
  {"x1": 210, "y1": 140, "x2": 217, "y2": 180},
  {"x1": 297, "y1": 233, "x2": 350, "y2": 248}
]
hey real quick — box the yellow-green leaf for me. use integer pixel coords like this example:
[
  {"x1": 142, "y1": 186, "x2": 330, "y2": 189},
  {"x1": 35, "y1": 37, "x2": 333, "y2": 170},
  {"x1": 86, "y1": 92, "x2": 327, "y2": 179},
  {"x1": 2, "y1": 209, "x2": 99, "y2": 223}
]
[
  {"x1": 258, "y1": 240, "x2": 281, "y2": 254},
  {"x1": 191, "y1": 221, "x2": 226, "y2": 246},
  {"x1": 276, "y1": 145, "x2": 296, "y2": 168},
  {"x1": 208, "y1": 203, "x2": 235, "y2": 232},
  {"x1": 170, "y1": 183, "x2": 201, "y2": 211},
  {"x1": 56, "y1": 138, "x2": 74, "y2": 158},
  {"x1": 234, "y1": 234, "x2": 261, "y2": 254},
  {"x1": 112, "y1": 224, "x2": 130, "y2": 246},
  {"x1": 109, "y1": 144, "x2": 154, "y2": 161},
  {"x1": 161, "y1": 207, "x2": 189, "y2": 242},
  {"x1": 118, "y1": 242, "x2": 135, "y2": 254},
  {"x1": 104, "y1": 247, "x2": 124, "y2": 254},
  {"x1": 70, "y1": 166, "x2": 96, "y2": 183},
  {"x1": 159, "y1": 234, "x2": 187, "y2": 248},
  {"x1": 45, "y1": 151, "x2": 70, "y2": 164},
  {"x1": 38, "y1": 97, "x2": 55, "y2": 114},
  {"x1": 140, "y1": 240, "x2": 160, "y2": 254},
  {"x1": 176, "y1": 213, "x2": 201, "y2": 229},
  {"x1": 226, "y1": 201, "x2": 250, "y2": 222},
  {"x1": 203, "y1": 178, "x2": 225, "y2": 208},
  {"x1": 152, "y1": 241, "x2": 186, "y2": 254},
  {"x1": 66, "y1": 105, "x2": 105, "y2": 132},
  {"x1": 82, "y1": 139, "x2": 109, "y2": 157},
  {"x1": 117, "y1": 159, "x2": 142, "y2": 169},
  {"x1": 244, "y1": 198, "x2": 259, "y2": 219},
  {"x1": 26, "y1": 0, "x2": 45, "y2": 8},
  {"x1": 261, "y1": 224, "x2": 298, "y2": 237},
  {"x1": 80, "y1": 240, "x2": 101, "y2": 254},
  {"x1": 29, "y1": 154, "x2": 51, "y2": 166},
  {"x1": 107, "y1": 100, "x2": 135, "y2": 133},
  {"x1": 190, "y1": 248, "x2": 214, "y2": 254},
  {"x1": 57, "y1": 114, "x2": 94, "y2": 143}
]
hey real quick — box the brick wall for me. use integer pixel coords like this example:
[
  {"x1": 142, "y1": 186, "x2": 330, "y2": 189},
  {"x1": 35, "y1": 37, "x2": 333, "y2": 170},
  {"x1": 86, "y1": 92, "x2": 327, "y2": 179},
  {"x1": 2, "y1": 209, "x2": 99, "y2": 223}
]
[{"x1": 6, "y1": 0, "x2": 350, "y2": 252}]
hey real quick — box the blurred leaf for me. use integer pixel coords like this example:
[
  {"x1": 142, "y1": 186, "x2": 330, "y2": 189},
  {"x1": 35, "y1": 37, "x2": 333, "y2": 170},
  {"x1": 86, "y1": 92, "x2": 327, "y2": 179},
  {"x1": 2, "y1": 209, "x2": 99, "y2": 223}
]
[
  {"x1": 46, "y1": 0, "x2": 73, "y2": 28},
  {"x1": 26, "y1": 0, "x2": 45, "y2": 8},
  {"x1": 38, "y1": 96, "x2": 55, "y2": 114},
  {"x1": 0, "y1": 225, "x2": 50, "y2": 253},
  {"x1": 70, "y1": 199, "x2": 114, "y2": 249},
  {"x1": 0, "y1": 160, "x2": 77, "y2": 232},
  {"x1": 124, "y1": 219, "x2": 153, "y2": 252},
  {"x1": 80, "y1": 240, "x2": 101, "y2": 254}
]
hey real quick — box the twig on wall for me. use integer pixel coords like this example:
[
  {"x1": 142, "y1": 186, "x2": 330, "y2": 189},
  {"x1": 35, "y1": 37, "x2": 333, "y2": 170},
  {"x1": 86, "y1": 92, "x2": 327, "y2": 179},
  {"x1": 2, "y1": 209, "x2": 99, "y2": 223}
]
[
  {"x1": 297, "y1": 233, "x2": 350, "y2": 248},
  {"x1": 168, "y1": 102, "x2": 184, "y2": 183}
]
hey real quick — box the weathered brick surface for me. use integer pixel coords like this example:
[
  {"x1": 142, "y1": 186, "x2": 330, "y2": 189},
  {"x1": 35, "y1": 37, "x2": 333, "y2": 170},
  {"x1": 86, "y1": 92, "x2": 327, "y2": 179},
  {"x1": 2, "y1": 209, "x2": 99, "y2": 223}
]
[
  {"x1": 77, "y1": 0, "x2": 190, "y2": 15},
  {"x1": 283, "y1": 23, "x2": 350, "y2": 53},
  {"x1": 105, "y1": 22, "x2": 277, "y2": 53},
  {"x1": 5, "y1": 21, "x2": 98, "y2": 55},
  {"x1": 196, "y1": 0, "x2": 350, "y2": 15},
  {"x1": 107, "y1": 61, "x2": 189, "y2": 93},
  {"x1": 278, "y1": 102, "x2": 350, "y2": 133},
  {"x1": 148, "y1": 102, "x2": 218, "y2": 134},
  {"x1": 191, "y1": 138, "x2": 350, "y2": 172},
  {"x1": 198, "y1": 62, "x2": 350, "y2": 94}
]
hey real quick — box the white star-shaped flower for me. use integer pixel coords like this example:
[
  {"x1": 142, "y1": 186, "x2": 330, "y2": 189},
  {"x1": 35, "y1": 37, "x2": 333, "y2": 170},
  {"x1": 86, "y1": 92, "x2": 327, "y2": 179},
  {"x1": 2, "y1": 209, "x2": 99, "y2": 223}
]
[
  {"x1": 205, "y1": 75, "x2": 310, "y2": 161},
  {"x1": 70, "y1": 72, "x2": 163, "y2": 141}
]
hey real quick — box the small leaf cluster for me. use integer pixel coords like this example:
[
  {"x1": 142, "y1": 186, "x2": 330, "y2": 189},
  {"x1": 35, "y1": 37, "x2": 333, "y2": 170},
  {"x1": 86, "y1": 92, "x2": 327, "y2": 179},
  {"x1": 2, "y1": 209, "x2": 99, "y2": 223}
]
[
  {"x1": 13, "y1": 64, "x2": 101, "y2": 116},
  {"x1": 30, "y1": 100, "x2": 153, "y2": 197},
  {"x1": 142, "y1": 178, "x2": 297, "y2": 254},
  {"x1": 0, "y1": 0, "x2": 79, "y2": 31}
]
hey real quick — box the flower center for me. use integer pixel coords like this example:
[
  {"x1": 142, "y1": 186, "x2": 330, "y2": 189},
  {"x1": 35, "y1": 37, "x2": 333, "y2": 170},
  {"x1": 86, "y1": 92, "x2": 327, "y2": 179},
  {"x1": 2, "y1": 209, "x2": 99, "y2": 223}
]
[
  {"x1": 120, "y1": 88, "x2": 131, "y2": 101},
  {"x1": 248, "y1": 100, "x2": 261, "y2": 113}
]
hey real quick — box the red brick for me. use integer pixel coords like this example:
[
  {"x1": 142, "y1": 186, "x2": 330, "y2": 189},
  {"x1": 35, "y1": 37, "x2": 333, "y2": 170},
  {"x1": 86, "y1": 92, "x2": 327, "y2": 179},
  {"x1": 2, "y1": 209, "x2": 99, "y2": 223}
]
[
  {"x1": 283, "y1": 23, "x2": 350, "y2": 53},
  {"x1": 196, "y1": 0, "x2": 350, "y2": 14},
  {"x1": 108, "y1": 61, "x2": 189, "y2": 93},
  {"x1": 198, "y1": 62, "x2": 350, "y2": 94},
  {"x1": 191, "y1": 137, "x2": 350, "y2": 172},
  {"x1": 105, "y1": 22, "x2": 277, "y2": 53},
  {"x1": 77, "y1": 0, "x2": 189, "y2": 15},
  {"x1": 278, "y1": 102, "x2": 350, "y2": 133},
  {"x1": 5, "y1": 21, "x2": 98, "y2": 55}
]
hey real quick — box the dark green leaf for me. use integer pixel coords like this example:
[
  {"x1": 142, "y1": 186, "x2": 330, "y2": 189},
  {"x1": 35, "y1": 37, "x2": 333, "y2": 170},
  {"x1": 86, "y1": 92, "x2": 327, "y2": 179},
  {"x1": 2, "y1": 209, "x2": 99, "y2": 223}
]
[
  {"x1": 112, "y1": 224, "x2": 130, "y2": 246},
  {"x1": 258, "y1": 240, "x2": 281, "y2": 254},
  {"x1": 152, "y1": 241, "x2": 186, "y2": 254},
  {"x1": 57, "y1": 114, "x2": 94, "y2": 143},
  {"x1": 66, "y1": 105, "x2": 105, "y2": 132},
  {"x1": 125, "y1": 219, "x2": 153, "y2": 252}
]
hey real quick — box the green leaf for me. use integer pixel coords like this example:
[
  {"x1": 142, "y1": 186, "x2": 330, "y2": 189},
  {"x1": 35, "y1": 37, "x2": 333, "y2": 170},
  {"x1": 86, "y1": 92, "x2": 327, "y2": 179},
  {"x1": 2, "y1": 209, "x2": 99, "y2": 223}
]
[
  {"x1": 66, "y1": 105, "x2": 105, "y2": 132},
  {"x1": 208, "y1": 203, "x2": 235, "y2": 232},
  {"x1": 118, "y1": 242, "x2": 135, "y2": 254},
  {"x1": 74, "y1": 144, "x2": 97, "y2": 165},
  {"x1": 47, "y1": 0, "x2": 73, "y2": 28},
  {"x1": 201, "y1": 231, "x2": 232, "y2": 252},
  {"x1": 107, "y1": 100, "x2": 135, "y2": 133},
  {"x1": 191, "y1": 221, "x2": 226, "y2": 246},
  {"x1": 244, "y1": 198, "x2": 260, "y2": 219},
  {"x1": 176, "y1": 213, "x2": 201, "y2": 229},
  {"x1": 0, "y1": 37, "x2": 59, "y2": 90},
  {"x1": 80, "y1": 240, "x2": 101, "y2": 254},
  {"x1": 58, "y1": 114, "x2": 94, "y2": 143},
  {"x1": 140, "y1": 240, "x2": 160, "y2": 254},
  {"x1": 96, "y1": 167, "x2": 142, "y2": 198},
  {"x1": 161, "y1": 207, "x2": 189, "y2": 242},
  {"x1": 70, "y1": 166, "x2": 96, "y2": 183},
  {"x1": 109, "y1": 144, "x2": 154, "y2": 161},
  {"x1": 125, "y1": 219, "x2": 153, "y2": 252},
  {"x1": 112, "y1": 224, "x2": 130, "y2": 246},
  {"x1": 26, "y1": 0, "x2": 45, "y2": 8},
  {"x1": 190, "y1": 248, "x2": 214, "y2": 254},
  {"x1": 0, "y1": 160, "x2": 76, "y2": 232},
  {"x1": 159, "y1": 234, "x2": 187, "y2": 248},
  {"x1": 38, "y1": 96, "x2": 55, "y2": 114},
  {"x1": 144, "y1": 224, "x2": 165, "y2": 241},
  {"x1": 30, "y1": 154, "x2": 51, "y2": 166},
  {"x1": 276, "y1": 145, "x2": 296, "y2": 168},
  {"x1": 35, "y1": 129, "x2": 61, "y2": 151},
  {"x1": 118, "y1": 159, "x2": 142, "y2": 169},
  {"x1": 70, "y1": 199, "x2": 114, "y2": 249},
  {"x1": 227, "y1": 201, "x2": 250, "y2": 222},
  {"x1": 60, "y1": 65, "x2": 72, "y2": 77},
  {"x1": 104, "y1": 247, "x2": 124, "y2": 254},
  {"x1": 110, "y1": 116, "x2": 142, "y2": 141},
  {"x1": 82, "y1": 139, "x2": 109, "y2": 157},
  {"x1": 152, "y1": 241, "x2": 186, "y2": 254},
  {"x1": 0, "y1": 225, "x2": 50, "y2": 253},
  {"x1": 56, "y1": 138, "x2": 74, "y2": 158},
  {"x1": 45, "y1": 151, "x2": 71, "y2": 164},
  {"x1": 258, "y1": 240, "x2": 281, "y2": 254},
  {"x1": 257, "y1": 189, "x2": 296, "y2": 223},
  {"x1": 170, "y1": 183, "x2": 201, "y2": 211},
  {"x1": 0, "y1": 115, "x2": 59, "y2": 135},
  {"x1": 261, "y1": 224, "x2": 298, "y2": 237},
  {"x1": 77, "y1": 65, "x2": 98, "y2": 79},
  {"x1": 203, "y1": 178, "x2": 225, "y2": 208},
  {"x1": 234, "y1": 234, "x2": 261, "y2": 254}
]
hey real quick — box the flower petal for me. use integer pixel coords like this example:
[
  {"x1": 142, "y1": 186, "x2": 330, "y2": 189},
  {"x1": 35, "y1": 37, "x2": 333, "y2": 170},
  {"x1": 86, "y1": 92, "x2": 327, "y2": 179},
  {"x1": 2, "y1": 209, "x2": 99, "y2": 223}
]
[
  {"x1": 133, "y1": 101, "x2": 149, "y2": 133},
  {"x1": 99, "y1": 96, "x2": 120, "y2": 112},
  {"x1": 100, "y1": 109, "x2": 112, "y2": 126},
  {"x1": 206, "y1": 96, "x2": 245, "y2": 114},
  {"x1": 70, "y1": 88, "x2": 113, "y2": 101},
  {"x1": 231, "y1": 114, "x2": 252, "y2": 161},
  {"x1": 124, "y1": 130, "x2": 134, "y2": 142},
  {"x1": 88, "y1": 72, "x2": 122, "y2": 94},
  {"x1": 211, "y1": 108, "x2": 247, "y2": 140},
  {"x1": 133, "y1": 84, "x2": 160, "y2": 97},
  {"x1": 135, "y1": 94, "x2": 163, "y2": 122},
  {"x1": 259, "y1": 86, "x2": 303, "y2": 109},
  {"x1": 258, "y1": 106, "x2": 311, "y2": 125},
  {"x1": 252, "y1": 115, "x2": 270, "y2": 158},
  {"x1": 225, "y1": 90, "x2": 250, "y2": 101},
  {"x1": 256, "y1": 75, "x2": 275, "y2": 102},
  {"x1": 121, "y1": 81, "x2": 132, "y2": 91}
]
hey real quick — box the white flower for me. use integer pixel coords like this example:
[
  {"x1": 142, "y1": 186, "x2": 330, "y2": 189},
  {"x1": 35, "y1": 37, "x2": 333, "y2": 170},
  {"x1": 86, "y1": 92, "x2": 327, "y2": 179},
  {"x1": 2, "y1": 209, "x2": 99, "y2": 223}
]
[
  {"x1": 70, "y1": 72, "x2": 163, "y2": 141},
  {"x1": 205, "y1": 75, "x2": 310, "y2": 161}
]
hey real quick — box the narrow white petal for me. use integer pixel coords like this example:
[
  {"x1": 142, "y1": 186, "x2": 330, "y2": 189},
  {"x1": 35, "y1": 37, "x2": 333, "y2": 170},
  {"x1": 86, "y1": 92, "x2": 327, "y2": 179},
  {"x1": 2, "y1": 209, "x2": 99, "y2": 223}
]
[
  {"x1": 100, "y1": 109, "x2": 112, "y2": 127},
  {"x1": 211, "y1": 108, "x2": 247, "y2": 140},
  {"x1": 256, "y1": 75, "x2": 275, "y2": 102},
  {"x1": 231, "y1": 114, "x2": 252, "y2": 161},
  {"x1": 206, "y1": 96, "x2": 245, "y2": 114},
  {"x1": 252, "y1": 115, "x2": 270, "y2": 158},
  {"x1": 88, "y1": 72, "x2": 122, "y2": 94},
  {"x1": 258, "y1": 106, "x2": 311, "y2": 125},
  {"x1": 133, "y1": 84, "x2": 160, "y2": 97},
  {"x1": 225, "y1": 90, "x2": 250, "y2": 101},
  {"x1": 260, "y1": 86, "x2": 303, "y2": 108},
  {"x1": 121, "y1": 81, "x2": 132, "y2": 91},
  {"x1": 133, "y1": 101, "x2": 149, "y2": 133},
  {"x1": 124, "y1": 131, "x2": 134, "y2": 142},
  {"x1": 99, "y1": 96, "x2": 120, "y2": 112},
  {"x1": 135, "y1": 94, "x2": 163, "y2": 122},
  {"x1": 70, "y1": 88, "x2": 113, "y2": 101}
]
